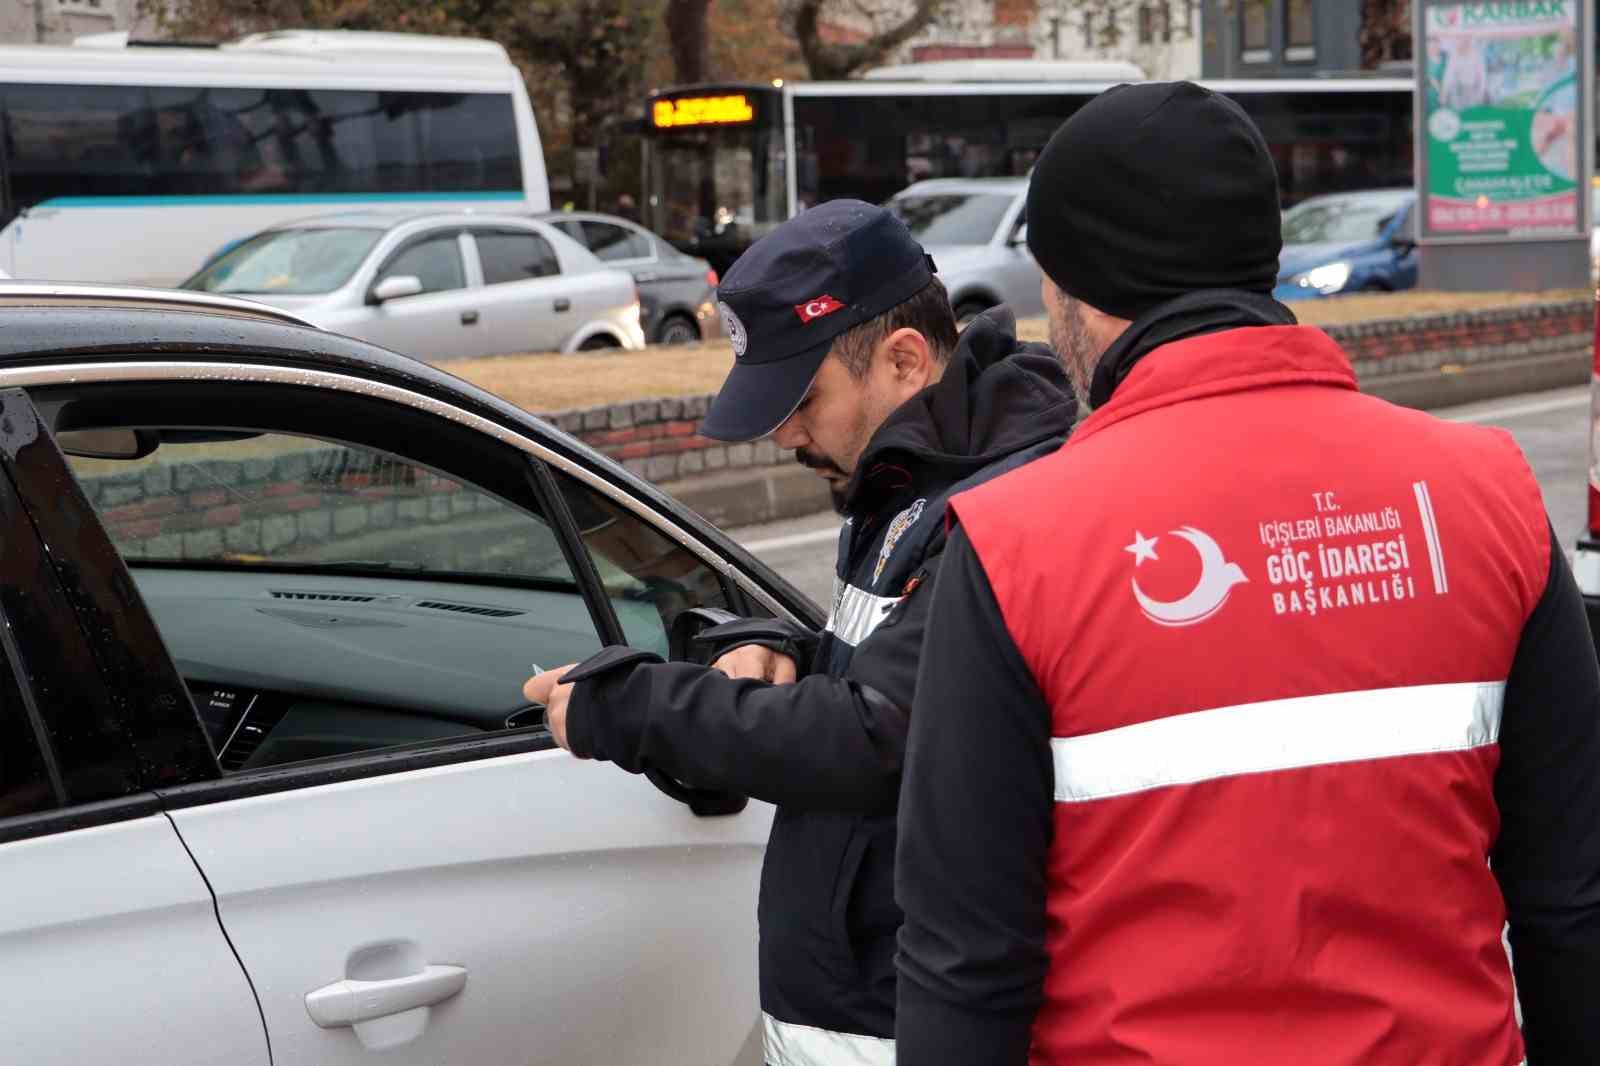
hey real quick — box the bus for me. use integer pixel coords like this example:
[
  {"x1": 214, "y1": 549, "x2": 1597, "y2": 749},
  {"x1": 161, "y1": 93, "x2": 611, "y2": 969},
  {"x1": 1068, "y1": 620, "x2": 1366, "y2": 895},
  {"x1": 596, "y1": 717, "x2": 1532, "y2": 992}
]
[
  {"x1": 0, "y1": 30, "x2": 549, "y2": 285},
  {"x1": 640, "y1": 61, "x2": 1413, "y2": 273}
]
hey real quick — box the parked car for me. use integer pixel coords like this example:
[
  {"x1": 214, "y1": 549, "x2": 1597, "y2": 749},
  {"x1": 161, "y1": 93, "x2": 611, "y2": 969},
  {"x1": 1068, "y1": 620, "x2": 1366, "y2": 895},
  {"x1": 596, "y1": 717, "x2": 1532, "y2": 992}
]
[
  {"x1": 0, "y1": 282, "x2": 819, "y2": 1065},
  {"x1": 182, "y1": 211, "x2": 645, "y2": 359},
  {"x1": 886, "y1": 177, "x2": 1040, "y2": 323},
  {"x1": 1275, "y1": 188, "x2": 1417, "y2": 301},
  {"x1": 539, "y1": 211, "x2": 722, "y2": 345}
]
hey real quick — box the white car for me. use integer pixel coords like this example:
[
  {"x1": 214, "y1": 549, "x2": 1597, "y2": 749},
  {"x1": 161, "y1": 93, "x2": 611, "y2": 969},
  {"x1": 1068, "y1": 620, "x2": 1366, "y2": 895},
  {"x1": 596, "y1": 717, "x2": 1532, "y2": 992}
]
[
  {"x1": 183, "y1": 211, "x2": 646, "y2": 359},
  {"x1": 887, "y1": 177, "x2": 1040, "y2": 323},
  {"x1": 0, "y1": 283, "x2": 808, "y2": 1064}
]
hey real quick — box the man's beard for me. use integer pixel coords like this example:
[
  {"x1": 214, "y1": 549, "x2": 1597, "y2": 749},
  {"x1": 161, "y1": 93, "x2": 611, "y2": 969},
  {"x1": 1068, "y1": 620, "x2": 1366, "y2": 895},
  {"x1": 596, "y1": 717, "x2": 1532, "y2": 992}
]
[
  {"x1": 1047, "y1": 292, "x2": 1101, "y2": 419},
  {"x1": 796, "y1": 449, "x2": 850, "y2": 514}
]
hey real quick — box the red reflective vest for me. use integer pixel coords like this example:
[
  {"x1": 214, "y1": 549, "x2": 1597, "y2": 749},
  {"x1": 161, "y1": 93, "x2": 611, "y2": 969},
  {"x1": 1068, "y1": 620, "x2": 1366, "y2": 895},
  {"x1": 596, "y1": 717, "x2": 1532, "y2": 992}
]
[{"x1": 953, "y1": 325, "x2": 1545, "y2": 1066}]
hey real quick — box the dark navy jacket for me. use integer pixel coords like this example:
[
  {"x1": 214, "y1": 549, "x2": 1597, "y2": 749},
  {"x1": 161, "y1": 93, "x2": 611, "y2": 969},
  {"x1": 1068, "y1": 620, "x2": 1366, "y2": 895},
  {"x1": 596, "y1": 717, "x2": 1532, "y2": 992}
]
[{"x1": 558, "y1": 308, "x2": 1074, "y2": 1061}]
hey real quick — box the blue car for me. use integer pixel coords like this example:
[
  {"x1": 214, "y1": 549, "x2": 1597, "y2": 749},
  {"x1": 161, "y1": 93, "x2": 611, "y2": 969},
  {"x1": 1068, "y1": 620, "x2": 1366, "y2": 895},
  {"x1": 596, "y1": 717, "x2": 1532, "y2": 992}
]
[{"x1": 1274, "y1": 188, "x2": 1417, "y2": 301}]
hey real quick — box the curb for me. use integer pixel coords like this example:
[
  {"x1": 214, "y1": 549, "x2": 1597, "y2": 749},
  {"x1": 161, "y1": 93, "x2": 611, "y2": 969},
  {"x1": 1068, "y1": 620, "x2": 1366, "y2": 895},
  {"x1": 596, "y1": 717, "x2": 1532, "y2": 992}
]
[
  {"x1": 656, "y1": 348, "x2": 1593, "y2": 529},
  {"x1": 661, "y1": 463, "x2": 834, "y2": 529},
  {"x1": 1355, "y1": 349, "x2": 1590, "y2": 410}
]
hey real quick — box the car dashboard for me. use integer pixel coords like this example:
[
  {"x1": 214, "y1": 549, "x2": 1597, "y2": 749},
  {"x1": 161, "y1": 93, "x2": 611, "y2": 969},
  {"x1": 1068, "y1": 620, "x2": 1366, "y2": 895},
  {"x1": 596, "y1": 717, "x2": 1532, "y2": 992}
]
[{"x1": 131, "y1": 566, "x2": 667, "y2": 772}]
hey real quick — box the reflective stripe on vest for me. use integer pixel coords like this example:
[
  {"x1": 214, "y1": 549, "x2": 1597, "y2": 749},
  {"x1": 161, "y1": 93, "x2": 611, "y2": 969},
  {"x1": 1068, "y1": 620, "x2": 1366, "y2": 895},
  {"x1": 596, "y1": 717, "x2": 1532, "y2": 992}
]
[
  {"x1": 1053, "y1": 681, "x2": 1505, "y2": 803},
  {"x1": 763, "y1": 1012, "x2": 895, "y2": 1066},
  {"x1": 824, "y1": 583, "x2": 903, "y2": 648}
]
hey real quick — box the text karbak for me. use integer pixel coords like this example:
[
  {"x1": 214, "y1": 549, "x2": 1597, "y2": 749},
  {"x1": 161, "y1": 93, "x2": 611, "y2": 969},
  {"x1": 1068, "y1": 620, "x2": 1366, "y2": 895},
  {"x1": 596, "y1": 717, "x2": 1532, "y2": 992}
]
[{"x1": 652, "y1": 94, "x2": 756, "y2": 129}]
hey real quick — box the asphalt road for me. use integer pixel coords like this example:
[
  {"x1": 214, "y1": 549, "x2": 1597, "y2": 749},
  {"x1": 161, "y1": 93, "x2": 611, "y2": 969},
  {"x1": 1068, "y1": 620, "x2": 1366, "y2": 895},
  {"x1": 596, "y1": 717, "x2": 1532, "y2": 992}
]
[{"x1": 734, "y1": 384, "x2": 1594, "y2": 608}]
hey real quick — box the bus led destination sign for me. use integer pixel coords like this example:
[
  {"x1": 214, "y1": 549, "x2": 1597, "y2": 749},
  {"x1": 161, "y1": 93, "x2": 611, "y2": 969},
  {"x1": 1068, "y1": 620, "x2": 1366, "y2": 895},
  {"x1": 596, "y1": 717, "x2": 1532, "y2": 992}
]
[{"x1": 652, "y1": 94, "x2": 756, "y2": 128}]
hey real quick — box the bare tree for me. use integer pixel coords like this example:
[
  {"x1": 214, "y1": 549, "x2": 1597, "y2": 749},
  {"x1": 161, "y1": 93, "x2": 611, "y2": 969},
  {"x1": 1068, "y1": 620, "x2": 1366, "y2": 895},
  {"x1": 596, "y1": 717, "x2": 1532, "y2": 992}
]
[
  {"x1": 788, "y1": 0, "x2": 945, "y2": 80},
  {"x1": 665, "y1": 0, "x2": 712, "y2": 83}
]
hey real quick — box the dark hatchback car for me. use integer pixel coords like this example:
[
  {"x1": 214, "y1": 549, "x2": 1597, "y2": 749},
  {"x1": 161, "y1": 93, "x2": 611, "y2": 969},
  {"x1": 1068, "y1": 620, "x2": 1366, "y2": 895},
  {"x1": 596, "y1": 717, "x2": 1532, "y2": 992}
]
[
  {"x1": 539, "y1": 211, "x2": 722, "y2": 345},
  {"x1": 0, "y1": 283, "x2": 815, "y2": 1064}
]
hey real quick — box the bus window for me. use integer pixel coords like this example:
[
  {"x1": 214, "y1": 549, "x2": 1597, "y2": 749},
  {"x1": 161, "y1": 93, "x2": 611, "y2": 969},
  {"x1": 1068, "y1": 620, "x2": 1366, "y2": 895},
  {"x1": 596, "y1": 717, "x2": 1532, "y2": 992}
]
[
  {"x1": 0, "y1": 84, "x2": 523, "y2": 210},
  {"x1": 4, "y1": 84, "x2": 157, "y2": 208},
  {"x1": 416, "y1": 93, "x2": 523, "y2": 193}
]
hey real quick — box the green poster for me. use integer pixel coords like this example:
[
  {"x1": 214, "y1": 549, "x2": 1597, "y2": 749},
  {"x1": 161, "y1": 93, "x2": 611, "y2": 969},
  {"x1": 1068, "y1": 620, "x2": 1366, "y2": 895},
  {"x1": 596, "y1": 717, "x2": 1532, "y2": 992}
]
[{"x1": 1423, "y1": 1, "x2": 1580, "y2": 234}]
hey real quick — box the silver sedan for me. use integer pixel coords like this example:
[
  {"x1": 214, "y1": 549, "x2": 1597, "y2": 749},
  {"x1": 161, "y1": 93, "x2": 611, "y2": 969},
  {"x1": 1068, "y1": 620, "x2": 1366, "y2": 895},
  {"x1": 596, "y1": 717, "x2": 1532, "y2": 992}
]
[
  {"x1": 886, "y1": 177, "x2": 1040, "y2": 324},
  {"x1": 183, "y1": 211, "x2": 646, "y2": 360}
]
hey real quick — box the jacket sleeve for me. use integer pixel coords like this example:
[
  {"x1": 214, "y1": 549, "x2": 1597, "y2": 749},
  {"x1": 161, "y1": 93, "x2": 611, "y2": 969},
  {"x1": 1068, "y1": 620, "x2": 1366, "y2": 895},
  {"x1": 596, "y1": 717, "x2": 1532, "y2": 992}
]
[
  {"x1": 561, "y1": 556, "x2": 941, "y2": 813},
  {"x1": 1491, "y1": 524, "x2": 1600, "y2": 1063},
  {"x1": 895, "y1": 526, "x2": 1052, "y2": 1066}
]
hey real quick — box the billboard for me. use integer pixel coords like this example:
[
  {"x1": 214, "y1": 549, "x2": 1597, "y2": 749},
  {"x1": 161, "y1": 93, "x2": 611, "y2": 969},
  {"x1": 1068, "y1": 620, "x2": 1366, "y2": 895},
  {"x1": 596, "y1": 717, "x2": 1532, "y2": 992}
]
[{"x1": 1418, "y1": 0, "x2": 1590, "y2": 241}]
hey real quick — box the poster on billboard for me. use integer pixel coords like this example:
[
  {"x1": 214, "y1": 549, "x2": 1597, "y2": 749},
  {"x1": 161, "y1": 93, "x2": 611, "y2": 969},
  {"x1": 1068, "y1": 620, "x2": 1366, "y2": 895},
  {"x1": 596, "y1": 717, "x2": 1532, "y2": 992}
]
[{"x1": 1418, "y1": 0, "x2": 1589, "y2": 242}]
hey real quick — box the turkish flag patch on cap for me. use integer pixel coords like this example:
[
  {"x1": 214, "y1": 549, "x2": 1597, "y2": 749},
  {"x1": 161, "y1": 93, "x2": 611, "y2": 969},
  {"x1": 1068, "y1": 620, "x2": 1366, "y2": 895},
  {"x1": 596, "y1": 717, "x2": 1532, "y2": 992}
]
[{"x1": 795, "y1": 295, "x2": 844, "y2": 323}]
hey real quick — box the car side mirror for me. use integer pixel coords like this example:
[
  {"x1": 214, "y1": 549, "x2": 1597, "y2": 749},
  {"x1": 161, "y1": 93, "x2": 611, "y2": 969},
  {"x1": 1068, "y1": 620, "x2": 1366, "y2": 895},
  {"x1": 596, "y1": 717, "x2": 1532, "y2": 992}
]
[
  {"x1": 56, "y1": 427, "x2": 160, "y2": 460},
  {"x1": 1390, "y1": 213, "x2": 1418, "y2": 252},
  {"x1": 369, "y1": 275, "x2": 424, "y2": 304}
]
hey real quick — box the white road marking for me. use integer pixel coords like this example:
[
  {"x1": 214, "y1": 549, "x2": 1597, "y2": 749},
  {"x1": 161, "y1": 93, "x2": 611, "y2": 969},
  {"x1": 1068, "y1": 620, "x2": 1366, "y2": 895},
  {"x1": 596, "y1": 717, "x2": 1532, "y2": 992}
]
[{"x1": 1442, "y1": 390, "x2": 1588, "y2": 425}]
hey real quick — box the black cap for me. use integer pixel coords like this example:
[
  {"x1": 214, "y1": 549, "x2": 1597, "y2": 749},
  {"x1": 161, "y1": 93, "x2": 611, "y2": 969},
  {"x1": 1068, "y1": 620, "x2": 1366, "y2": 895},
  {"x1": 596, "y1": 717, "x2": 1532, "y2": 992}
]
[
  {"x1": 701, "y1": 200, "x2": 935, "y2": 442},
  {"x1": 1026, "y1": 81, "x2": 1282, "y2": 321}
]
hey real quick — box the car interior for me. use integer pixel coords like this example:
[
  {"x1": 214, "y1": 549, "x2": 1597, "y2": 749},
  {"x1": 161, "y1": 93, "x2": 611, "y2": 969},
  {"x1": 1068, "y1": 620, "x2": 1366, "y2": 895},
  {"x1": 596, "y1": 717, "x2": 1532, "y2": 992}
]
[{"x1": 32, "y1": 379, "x2": 740, "y2": 777}]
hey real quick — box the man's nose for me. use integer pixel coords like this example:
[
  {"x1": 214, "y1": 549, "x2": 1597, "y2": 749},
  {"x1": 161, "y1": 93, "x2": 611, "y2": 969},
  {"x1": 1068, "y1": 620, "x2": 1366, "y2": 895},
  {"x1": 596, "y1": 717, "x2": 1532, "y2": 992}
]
[{"x1": 770, "y1": 417, "x2": 807, "y2": 450}]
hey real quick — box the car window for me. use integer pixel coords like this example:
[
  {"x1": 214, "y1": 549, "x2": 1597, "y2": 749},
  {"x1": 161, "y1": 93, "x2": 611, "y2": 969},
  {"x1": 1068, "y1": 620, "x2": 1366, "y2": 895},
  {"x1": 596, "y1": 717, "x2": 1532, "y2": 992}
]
[
  {"x1": 380, "y1": 234, "x2": 466, "y2": 295},
  {"x1": 64, "y1": 429, "x2": 600, "y2": 771},
  {"x1": 185, "y1": 227, "x2": 383, "y2": 294},
  {"x1": 476, "y1": 231, "x2": 560, "y2": 284},
  {"x1": 555, "y1": 472, "x2": 731, "y2": 653},
  {"x1": 581, "y1": 221, "x2": 652, "y2": 262},
  {"x1": 1281, "y1": 193, "x2": 1413, "y2": 245},
  {"x1": 887, "y1": 193, "x2": 1016, "y2": 245},
  {"x1": 0, "y1": 651, "x2": 54, "y2": 820}
]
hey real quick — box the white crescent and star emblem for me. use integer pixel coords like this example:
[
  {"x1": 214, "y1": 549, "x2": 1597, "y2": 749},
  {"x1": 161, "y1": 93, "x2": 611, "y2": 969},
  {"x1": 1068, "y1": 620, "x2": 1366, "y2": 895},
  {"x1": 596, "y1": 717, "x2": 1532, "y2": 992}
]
[
  {"x1": 719, "y1": 301, "x2": 747, "y2": 358},
  {"x1": 1127, "y1": 526, "x2": 1248, "y2": 627}
]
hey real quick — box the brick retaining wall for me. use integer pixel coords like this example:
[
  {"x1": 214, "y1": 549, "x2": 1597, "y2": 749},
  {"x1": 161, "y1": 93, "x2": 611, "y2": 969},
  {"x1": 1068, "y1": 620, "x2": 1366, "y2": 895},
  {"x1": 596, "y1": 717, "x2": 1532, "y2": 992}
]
[
  {"x1": 68, "y1": 298, "x2": 1598, "y2": 548},
  {"x1": 545, "y1": 298, "x2": 1595, "y2": 485}
]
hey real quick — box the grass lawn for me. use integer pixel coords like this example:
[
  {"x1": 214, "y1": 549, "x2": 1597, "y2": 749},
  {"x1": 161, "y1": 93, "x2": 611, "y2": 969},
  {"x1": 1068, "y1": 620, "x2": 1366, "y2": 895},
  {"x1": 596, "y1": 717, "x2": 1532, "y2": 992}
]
[{"x1": 444, "y1": 289, "x2": 1591, "y2": 414}]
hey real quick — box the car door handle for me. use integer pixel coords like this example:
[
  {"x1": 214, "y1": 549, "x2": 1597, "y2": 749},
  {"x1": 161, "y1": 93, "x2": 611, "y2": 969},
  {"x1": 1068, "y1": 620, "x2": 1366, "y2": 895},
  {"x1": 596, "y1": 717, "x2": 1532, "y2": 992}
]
[
  {"x1": 305, "y1": 964, "x2": 468, "y2": 1028},
  {"x1": 460, "y1": 310, "x2": 479, "y2": 325},
  {"x1": 553, "y1": 298, "x2": 571, "y2": 313},
  {"x1": 634, "y1": 272, "x2": 659, "y2": 283}
]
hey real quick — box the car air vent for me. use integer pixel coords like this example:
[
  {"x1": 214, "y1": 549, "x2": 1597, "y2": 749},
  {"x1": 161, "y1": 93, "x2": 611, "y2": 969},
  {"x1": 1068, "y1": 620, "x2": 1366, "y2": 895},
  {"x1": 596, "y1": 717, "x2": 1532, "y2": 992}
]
[
  {"x1": 414, "y1": 600, "x2": 525, "y2": 618},
  {"x1": 270, "y1": 590, "x2": 378, "y2": 603},
  {"x1": 218, "y1": 697, "x2": 290, "y2": 773}
]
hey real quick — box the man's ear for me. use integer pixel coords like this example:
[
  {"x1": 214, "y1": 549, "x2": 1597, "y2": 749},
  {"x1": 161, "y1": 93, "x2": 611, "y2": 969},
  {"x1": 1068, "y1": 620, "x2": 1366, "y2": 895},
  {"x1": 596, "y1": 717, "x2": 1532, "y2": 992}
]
[{"x1": 877, "y1": 328, "x2": 937, "y2": 392}]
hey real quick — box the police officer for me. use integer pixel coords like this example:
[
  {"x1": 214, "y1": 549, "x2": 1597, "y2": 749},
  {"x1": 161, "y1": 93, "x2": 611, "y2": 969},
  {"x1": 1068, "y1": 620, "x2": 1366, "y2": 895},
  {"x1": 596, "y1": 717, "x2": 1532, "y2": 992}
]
[
  {"x1": 895, "y1": 82, "x2": 1600, "y2": 1066},
  {"x1": 525, "y1": 199, "x2": 1074, "y2": 1064}
]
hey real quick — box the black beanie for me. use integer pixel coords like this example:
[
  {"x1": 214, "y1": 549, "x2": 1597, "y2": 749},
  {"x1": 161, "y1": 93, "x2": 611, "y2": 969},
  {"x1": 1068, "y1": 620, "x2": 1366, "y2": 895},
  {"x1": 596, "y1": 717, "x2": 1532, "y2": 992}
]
[{"x1": 1026, "y1": 81, "x2": 1283, "y2": 321}]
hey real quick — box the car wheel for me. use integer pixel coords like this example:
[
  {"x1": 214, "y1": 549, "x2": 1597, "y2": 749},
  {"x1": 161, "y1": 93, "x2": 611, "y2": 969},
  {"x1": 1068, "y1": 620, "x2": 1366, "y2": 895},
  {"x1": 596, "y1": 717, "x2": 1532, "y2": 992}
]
[
  {"x1": 655, "y1": 315, "x2": 701, "y2": 346},
  {"x1": 953, "y1": 300, "x2": 992, "y2": 327},
  {"x1": 578, "y1": 334, "x2": 622, "y2": 352}
]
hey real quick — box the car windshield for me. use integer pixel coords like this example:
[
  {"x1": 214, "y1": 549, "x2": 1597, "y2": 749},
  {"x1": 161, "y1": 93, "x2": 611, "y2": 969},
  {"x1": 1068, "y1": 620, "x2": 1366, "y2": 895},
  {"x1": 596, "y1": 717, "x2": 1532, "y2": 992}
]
[
  {"x1": 1282, "y1": 193, "x2": 1412, "y2": 246},
  {"x1": 185, "y1": 227, "x2": 384, "y2": 295},
  {"x1": 887, "y1": 193, "x2": 1015, "y2": 245}
]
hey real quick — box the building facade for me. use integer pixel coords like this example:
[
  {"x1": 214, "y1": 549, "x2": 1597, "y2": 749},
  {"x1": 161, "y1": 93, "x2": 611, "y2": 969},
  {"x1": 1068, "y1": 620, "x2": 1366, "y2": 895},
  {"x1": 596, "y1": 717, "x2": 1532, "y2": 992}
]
[
  {"x1": 0, "y1": 0, "x2": 141, "y2": 44},
  {"x1": 1200, "y1": 0, "x2": 1370, "y2": 78},
  {"x1": 823, "y1": 0, "x2": 1202, "y2": 80}
]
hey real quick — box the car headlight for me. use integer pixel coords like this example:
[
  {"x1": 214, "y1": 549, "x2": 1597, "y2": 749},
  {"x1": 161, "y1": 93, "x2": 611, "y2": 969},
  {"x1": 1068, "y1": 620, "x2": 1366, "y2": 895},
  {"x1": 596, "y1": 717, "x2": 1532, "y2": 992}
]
[{"x1": 1288, "y1": 261, "x2": 1353, "y2": 295}]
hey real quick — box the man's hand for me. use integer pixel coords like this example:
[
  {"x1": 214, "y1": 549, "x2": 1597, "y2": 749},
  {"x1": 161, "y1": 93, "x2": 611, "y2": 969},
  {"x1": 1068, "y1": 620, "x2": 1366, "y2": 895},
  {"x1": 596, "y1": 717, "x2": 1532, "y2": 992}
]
[
  {"x1": 524, "y1": 665, "x2": 579, "y2": 751},
  {"x1": 712, "y1": 644, "x2": 798, "y2": 684}
]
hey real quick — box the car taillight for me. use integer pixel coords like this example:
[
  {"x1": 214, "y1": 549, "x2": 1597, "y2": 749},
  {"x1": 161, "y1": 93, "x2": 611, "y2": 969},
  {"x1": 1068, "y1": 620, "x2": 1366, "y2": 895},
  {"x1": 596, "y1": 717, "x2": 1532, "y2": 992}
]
[
  {"x1": 1589, "y1": 292, "x2": 1600, "y2": 536},
  {"x1": 706, "y1": 268, "x2": 719, "y2": 287}
]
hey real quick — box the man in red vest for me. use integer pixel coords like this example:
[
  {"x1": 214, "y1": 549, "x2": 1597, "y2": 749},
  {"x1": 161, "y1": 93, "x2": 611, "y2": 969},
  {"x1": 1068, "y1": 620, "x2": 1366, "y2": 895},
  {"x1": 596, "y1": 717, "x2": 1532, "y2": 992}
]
[{"x1": 894, "y1": 80, "x2": 1600, "y2": 1066}]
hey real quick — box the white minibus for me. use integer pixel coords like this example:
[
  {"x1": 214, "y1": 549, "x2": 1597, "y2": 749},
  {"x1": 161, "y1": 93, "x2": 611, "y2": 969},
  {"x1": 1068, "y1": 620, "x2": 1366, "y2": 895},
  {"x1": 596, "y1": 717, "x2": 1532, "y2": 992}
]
[{"x1": 0, "y1": 30, "x2": 549, "y2": 284}]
